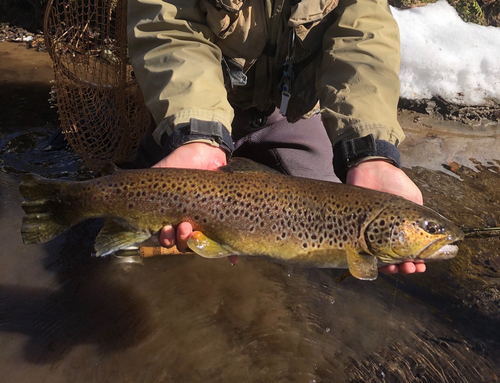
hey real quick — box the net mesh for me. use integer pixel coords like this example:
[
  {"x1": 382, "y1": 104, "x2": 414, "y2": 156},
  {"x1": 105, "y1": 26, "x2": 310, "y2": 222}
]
[{"x1": 44, "y1": 0, "x2": 151, "y2": 171}]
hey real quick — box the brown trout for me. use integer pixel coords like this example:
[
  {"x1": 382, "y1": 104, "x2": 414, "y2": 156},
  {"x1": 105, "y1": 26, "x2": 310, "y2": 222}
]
[{"x1": 20, "y1": 158, "x2": 464, "y2": 280}]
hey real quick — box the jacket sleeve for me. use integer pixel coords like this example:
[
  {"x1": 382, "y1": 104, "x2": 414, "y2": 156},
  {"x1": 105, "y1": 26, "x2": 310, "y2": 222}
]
[
  {"x1": 127, "y1": 0, "x2": 234, "y2": 151},
  {"x1": 317, "y1": 0, "x2": 405, "y2": 148}
]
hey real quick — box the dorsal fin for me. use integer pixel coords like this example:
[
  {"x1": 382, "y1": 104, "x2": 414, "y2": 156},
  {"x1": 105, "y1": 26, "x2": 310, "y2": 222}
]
[
  {"x1": 219, "y1": 157, "x2": 281, "y2": 174},
  {"x1": 100, "y1": 162, "x2": 121, "y2": 176}
]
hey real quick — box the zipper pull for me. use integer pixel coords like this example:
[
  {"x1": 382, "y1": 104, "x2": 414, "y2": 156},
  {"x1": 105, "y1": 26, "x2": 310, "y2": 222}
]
[{"x1": 279, "y1": 86, "x2": 291, "y2": 116}]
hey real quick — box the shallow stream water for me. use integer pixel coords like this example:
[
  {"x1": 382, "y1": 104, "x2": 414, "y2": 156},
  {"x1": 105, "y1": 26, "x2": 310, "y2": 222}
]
[{"x1": 1, "y1": 41, "x2": 500, "y2": 382}]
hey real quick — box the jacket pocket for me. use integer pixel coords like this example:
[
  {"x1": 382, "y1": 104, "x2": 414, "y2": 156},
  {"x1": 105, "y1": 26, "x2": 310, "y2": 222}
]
[
  {"x1": 288, "y1": 0, "x2": 338, "y2": 56},
  {"x1": 202, "y1": 0, "x2": 267, "y2": 66},
  {"x1": 202, "y1": 0, "x2": 244, "y2": 38}
]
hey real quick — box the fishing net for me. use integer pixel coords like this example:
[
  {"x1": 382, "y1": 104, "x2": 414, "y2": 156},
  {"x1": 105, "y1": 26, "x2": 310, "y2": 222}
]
[{"x1": 44, "y1": 0, "x2": 151, "y2": 171}]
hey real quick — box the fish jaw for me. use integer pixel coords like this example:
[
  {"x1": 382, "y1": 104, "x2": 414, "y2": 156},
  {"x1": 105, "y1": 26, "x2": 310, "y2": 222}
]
[
  {"x1": 423, "y1": 243, "x2": 459, "y2": 261},
  {"x1": 414, "y1": 231, "x2": 463, "y2": 261}
]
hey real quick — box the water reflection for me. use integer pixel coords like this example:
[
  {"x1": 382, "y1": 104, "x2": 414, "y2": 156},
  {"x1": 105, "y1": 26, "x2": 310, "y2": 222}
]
[{"x1": 1, "y1": 165, "x2": 499, "y2": 382}]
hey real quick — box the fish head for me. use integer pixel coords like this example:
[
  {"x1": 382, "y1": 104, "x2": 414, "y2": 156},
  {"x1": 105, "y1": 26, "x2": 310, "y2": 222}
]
[{"x1": 364, "y1": 203, "x2": 464, "y2": 265}]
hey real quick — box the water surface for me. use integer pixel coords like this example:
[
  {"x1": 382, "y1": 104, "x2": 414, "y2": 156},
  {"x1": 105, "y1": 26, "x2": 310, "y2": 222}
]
[{"x1": 1, "y1": 41, "x2": 500, "y2": 382}]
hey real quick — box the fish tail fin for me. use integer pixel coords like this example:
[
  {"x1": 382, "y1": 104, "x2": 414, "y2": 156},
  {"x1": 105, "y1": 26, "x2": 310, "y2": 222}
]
[{"x1": 19, "y1": 174, "x2": 74, "y2": 244}]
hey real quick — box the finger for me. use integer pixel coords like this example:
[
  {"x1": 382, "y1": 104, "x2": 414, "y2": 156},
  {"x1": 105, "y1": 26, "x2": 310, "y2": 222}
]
[
  {"x1": 176, "y1": 222, "x2": 193, "y2": 252},
  {"x1": 228, "y1": 255, "x2": 239, "y2": 265},
  {"x1": 379, "y1": 264, "x2": 399, "y2": 275},
  {"x1": 415, "y1": 262, "x2": 426, "y2": 273},
  {"x1": 398, "y1": 262, "x2": 417, "y2": 274},
  {"x1": 159, "y1": 225, "x2": 176, "y2": 247}
]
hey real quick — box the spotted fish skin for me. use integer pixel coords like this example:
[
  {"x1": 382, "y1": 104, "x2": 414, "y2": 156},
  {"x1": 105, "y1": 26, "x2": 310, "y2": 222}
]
[{"x1": 20, "y1": 158, "x2": 464, "y2": 279}]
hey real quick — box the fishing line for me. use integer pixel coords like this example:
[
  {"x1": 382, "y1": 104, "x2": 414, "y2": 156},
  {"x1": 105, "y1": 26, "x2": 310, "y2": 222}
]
[
  {"x1": 462, "y1": 226, "x2": 500, "y2": 237},
  {"x1": 387, "y1": 273, "x2": 400, "y2": 346},
  {"x1": 390, "y1": 273, "x2": 400, "y2": 314}
]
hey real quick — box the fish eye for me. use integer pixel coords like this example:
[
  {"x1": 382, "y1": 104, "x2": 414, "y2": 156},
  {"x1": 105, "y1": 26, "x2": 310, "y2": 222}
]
[{"x1": 422, "y1": 220, "x2": 444, "y2": 235}]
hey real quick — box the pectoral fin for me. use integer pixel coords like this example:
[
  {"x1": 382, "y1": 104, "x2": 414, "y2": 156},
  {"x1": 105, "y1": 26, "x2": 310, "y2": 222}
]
[
  {"x1": 94, "y1": 219, "x2": 153, "y2": 257},
  {"x1": 187, "y1": 231, "x2": 237, "y2": 258},
  {"x1": 346, "y1": 247, "x2": 378, "y2": 281}
]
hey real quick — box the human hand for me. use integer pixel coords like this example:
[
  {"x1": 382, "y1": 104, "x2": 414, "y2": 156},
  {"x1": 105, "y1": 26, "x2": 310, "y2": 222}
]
[
  {"x1": 153, "y1": 142, "x2": 234, "y2": 257},
  {"x1": 346, "y1": 159, "x2": 426, "y2": 275},
  {"x1": 153, "y1": 141, "x2": 227, "y2": 170}
]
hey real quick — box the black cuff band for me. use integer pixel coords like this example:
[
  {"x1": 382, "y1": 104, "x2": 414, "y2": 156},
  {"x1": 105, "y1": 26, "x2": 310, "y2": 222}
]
[
  {"x1": 161, "y1": 119, "x2": 234, "y2": 161},
  {"x1": 333, "y1": 134, "x2": 401, "y2": 183}
]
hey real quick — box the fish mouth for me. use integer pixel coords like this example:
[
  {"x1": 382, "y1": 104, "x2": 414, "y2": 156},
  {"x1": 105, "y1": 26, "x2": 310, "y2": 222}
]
[
  {"x1": 417, "y1": 236, "x2": 461, "y2": 261},
  {"x1": 423, "y1": 243, "x2": 459, "y2": 260}
]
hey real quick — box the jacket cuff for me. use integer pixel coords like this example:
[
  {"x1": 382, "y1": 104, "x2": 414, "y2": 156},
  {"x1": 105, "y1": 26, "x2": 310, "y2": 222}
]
[
  {"x1": 333, "y1": 134, "x2": 401, "y2": 183},
  {"x1": 160, "y1": 119, "x2": 234, "y2": 160}
]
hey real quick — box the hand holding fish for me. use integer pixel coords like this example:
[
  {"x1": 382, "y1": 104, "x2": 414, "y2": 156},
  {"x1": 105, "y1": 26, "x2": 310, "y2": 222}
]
[
  {"x1": 153, "y1": 141, "x2": 227, "y2": 171},
  {"x1": 153, "y1": 142, "x2": 240, "y2": 264},
  {"x1": 346, "y1": 159, "x2": 426, "y2": 275}
]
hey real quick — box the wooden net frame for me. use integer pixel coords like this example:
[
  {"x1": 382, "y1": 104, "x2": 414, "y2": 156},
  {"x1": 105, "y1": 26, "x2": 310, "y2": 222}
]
[{"x1": 44, "y1": 0, "x2": 151, "y2": 171}]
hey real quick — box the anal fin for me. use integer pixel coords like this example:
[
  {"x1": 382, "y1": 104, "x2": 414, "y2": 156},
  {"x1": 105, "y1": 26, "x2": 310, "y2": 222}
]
[{"x1": 94, "y1": 219, "x2": 153, "y2": 257}]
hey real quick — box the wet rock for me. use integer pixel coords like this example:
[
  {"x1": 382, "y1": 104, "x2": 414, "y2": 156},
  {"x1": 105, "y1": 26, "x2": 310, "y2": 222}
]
[{"x1": 399, "y1": 96, "x2": 500, "y2": 125}]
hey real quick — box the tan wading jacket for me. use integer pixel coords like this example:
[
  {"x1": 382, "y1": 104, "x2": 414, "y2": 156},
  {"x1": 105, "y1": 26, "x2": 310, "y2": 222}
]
[{"x1": 127, "y1": 0, "x2": 405, "y2": 155}]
